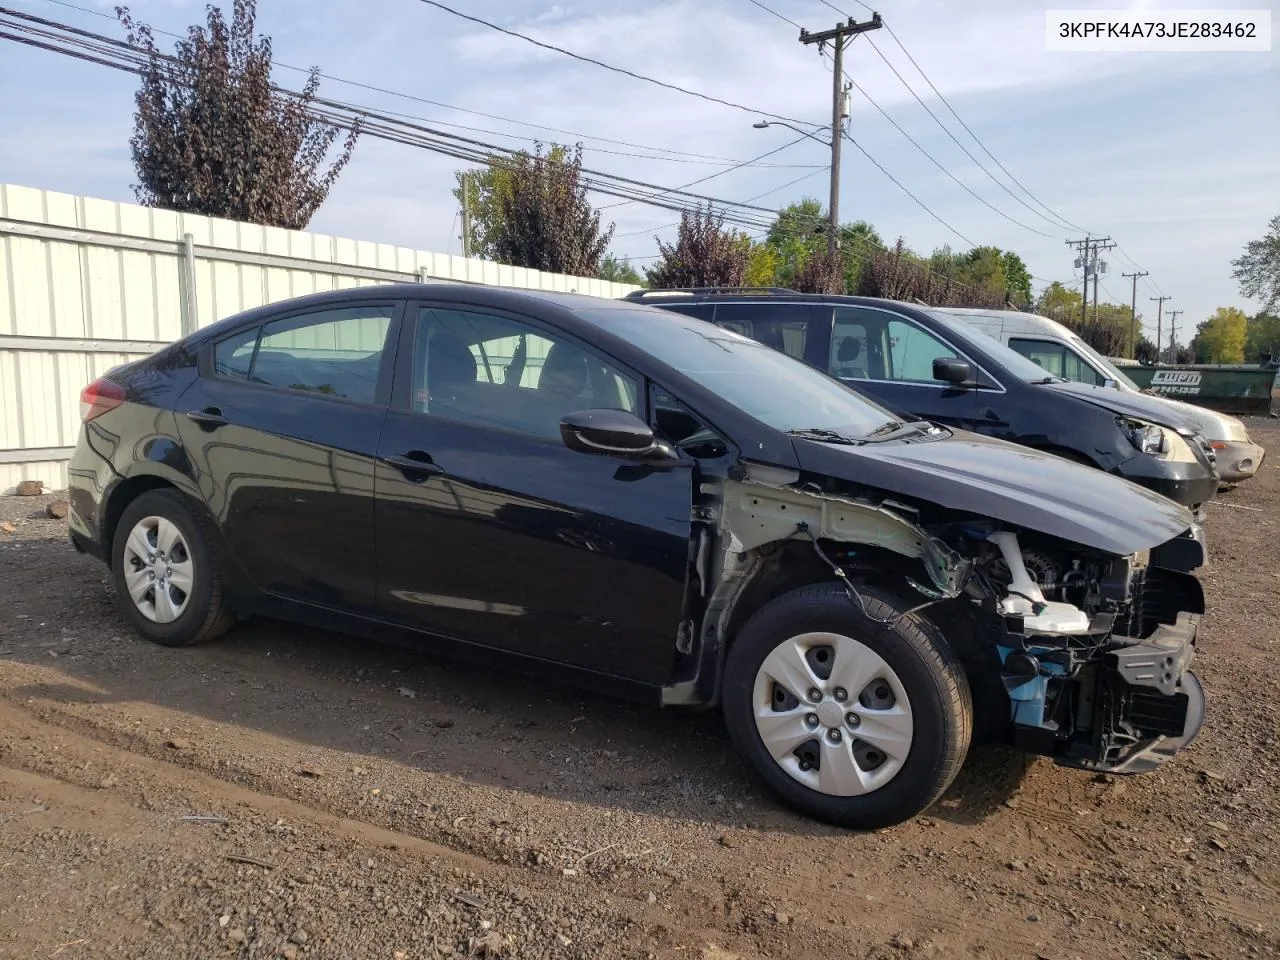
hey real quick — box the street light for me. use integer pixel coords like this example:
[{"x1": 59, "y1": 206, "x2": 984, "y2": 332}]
[
  {"x1": 752, "y1": 119, "x2": 831, "y2": 147},
  {"x1": 754, "y1": 120, "x2": 838, "y2": 250}
]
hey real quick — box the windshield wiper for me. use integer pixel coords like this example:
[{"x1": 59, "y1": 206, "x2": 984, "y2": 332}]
[
  {"x1": 785, "y1": 427, "x2": 858, "y2": 445},
  {"x1": 1029, "y1": 375, "x2": 1065, "y2": 384},
  {"x1": 863, "y1": 419, "x2": 936, "y2": 442}
]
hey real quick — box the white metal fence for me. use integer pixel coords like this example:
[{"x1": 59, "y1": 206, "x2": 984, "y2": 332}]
[{"x1": 0, "y1": 183, "x2": 641, "y2": 494}]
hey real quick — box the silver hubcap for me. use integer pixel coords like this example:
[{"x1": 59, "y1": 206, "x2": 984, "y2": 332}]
[
  {"x1": 753, "y1": 632, "x2": 914, "y2": 796},
  {"x1": 122, "y1": 516, "x2": 194, "y2": 624}
]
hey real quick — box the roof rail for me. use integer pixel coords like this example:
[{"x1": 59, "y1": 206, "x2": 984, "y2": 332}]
[{"x1": 622, "y1": 286, "x2": 799, "y2": 300}]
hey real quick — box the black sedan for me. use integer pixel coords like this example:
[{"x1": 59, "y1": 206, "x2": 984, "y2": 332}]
[{"x1": 68, "y1": 284, "x2": 1207, "y2": 828}]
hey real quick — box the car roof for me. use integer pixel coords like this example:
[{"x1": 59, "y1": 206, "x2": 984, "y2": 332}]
[
  {"x1": 935, "y1": 308, "x2": 1079, "y2": 339},
  {"x1": 625, "y1": 288, "x2": 925, "y2": 309},
  {"x1": 187, "y1": 282, "x2": 656, "y2": 344}
]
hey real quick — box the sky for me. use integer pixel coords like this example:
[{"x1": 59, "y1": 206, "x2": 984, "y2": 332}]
[{"x1": 1, "y1": 0, "x2": 1277, "y2": 341}]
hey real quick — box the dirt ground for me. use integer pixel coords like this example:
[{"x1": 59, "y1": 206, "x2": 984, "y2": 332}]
[{"x1": 1, "y1": 424, "x2": 1278, "y2": 960}]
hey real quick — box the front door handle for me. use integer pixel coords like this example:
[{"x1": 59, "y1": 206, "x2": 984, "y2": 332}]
[
  {"x1": 186, "y1": 407, "x2": 228, "y2": 429},
  {"x1": 382, "y1": 452, "x2": 445, "y2": 480}
]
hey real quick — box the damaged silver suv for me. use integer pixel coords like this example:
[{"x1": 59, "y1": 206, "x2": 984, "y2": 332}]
[{"x1": 68, "y1": 285, "x2": 1206, "y2": 829}]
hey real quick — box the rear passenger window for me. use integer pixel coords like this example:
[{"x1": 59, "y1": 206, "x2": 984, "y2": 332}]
[
  {"x1": 214, "y1": 305, "x2": 394, "y2": 404},
  {"x1": 411, "y1": 307, "x2": 640, "y2": 441},
  {"x1": 214, "y1": 327, "x2": 257, "y2": 379}
]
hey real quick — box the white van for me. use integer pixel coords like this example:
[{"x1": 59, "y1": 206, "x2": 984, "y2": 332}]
[{"x1": 935, "y1": 308, "x2": 1266, "y2": 483}]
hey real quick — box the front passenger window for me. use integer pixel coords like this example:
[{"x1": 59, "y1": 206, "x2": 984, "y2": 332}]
[
  {"x1": 885, "y1": 319, "x2": 959, "y2": 383},
  {"x1": 412, "y1": 307, "x2": 641, "y2": 441},
  {"x1": 1009, "y1": 339, "x2": 1066, "y2": 378}
]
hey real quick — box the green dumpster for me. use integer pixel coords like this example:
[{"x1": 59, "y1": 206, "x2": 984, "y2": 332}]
[{"x1": 1119, "y1": 364, "x2": 1280, "y2": 416}]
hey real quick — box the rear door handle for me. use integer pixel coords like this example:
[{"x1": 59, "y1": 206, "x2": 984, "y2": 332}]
[
  {"x1": 186, "y1": 407, "x2": 228, "y2": 429},
  {"x1": 382, "y1": 453, "x2": 445, "y2": 480}
]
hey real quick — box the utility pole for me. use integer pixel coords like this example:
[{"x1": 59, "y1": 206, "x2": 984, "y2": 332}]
[
  {"x1": 1150, "y1": 296, "x2": 1172, "y2": 361},
  {"x1": 1090, "y1": 240, "x2": 1116, "y2": 323},
  {"x1": 460, "y1": 171, "x2": 472, "y2": 259},
  {"x1": 1066, "y1": 237, "x2": 1113, "y2": 328},
  {"x1": 799, "y1": 12, "x2": 882, "y2": 259},
  {"x1": 1122, "y1": 270, "x2": 1148, "y2": 358},
  {"x1": 1166, "y1": 308, "x2": 1184, "y2": 363}
]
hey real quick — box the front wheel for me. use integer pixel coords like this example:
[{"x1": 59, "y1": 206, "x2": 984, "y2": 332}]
[{"x1": 722, "y1": 583, "x2": 972, "y2": 829}]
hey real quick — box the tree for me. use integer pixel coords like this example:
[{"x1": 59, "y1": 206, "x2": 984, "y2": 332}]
[
  {"x1": 761, "y1": 200, "x2": 881, "y2": 293},
  {"x1": 453, "y1": 145, "x2": 571, "y2": 261},
  {"x1": 488, "y1": 145, "x2": 613, "y2": 276},
  {"x1": 1001, "y1": 252, "x2": 1033, "y2": 306},
  {"x1": 1231, "y1": 214, "x2": 1280, "y2": 312},
  {"x1": 598, "y1": 254, "x2": 643, "y2": 286},
  {"x1": 1036, "y1": 282, "x2": 1084, "y2": 325},
  {"x1": 857, "y1": 240, "x2": 1002, "y2": 307},
  {"x1": 1077, "y1": 303, "x2": 1136, "y2": 358},
  {"x1": 743, "y1": 241, "x2": 782, "y2": 287},
  {"x1": 764, "y1": 198, "x2": 825, "y2": 288},
  {"x1": 1134, "y1": 336, "x2": 1159, "y2": 363},
  {"x1": 116, "y1": 0, "x2": 358, "y2": 229},
  {"x1": 645, "y1": 206, "x2": 748, "y2": 288},
  {"x1": 1244, "y1": 311, "x2": 1280, "y2": 363},
  {"x1": 792, "y1": 248, "x2": 845, "y2": 295},
  {"x1": 1191, "y1": 307, "x2": 1248, "y2": 364}
]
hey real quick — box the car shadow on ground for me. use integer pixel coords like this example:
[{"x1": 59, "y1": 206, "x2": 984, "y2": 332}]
[{"x1": 2, "y1": 540, "x2": 1035, "y2": 835}]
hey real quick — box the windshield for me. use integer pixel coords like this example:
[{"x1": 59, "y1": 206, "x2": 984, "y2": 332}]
[
  {"x1": 1069, "y1": 335, "x2": 1141, "y2": 389},
  {"x1": 926, "y1": 310, "x2": 1071, "y2": 383},
  {"x1": 577, "y1": 307, "x2": 900, "y2": 437}
]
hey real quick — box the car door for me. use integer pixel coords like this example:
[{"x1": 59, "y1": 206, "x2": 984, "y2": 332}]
[
  {"x1": 825, "y1": 305, "x2": 979, "y2": 428},
  {"x1": 372, "y1": 301, "x2": 694, "y2": 686},
  {"x1": 177, "y1": 299, "x2": 402, "y2": 613}
]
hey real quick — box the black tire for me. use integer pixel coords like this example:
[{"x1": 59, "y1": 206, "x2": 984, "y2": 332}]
[
  {"x1": 722, "y1": 582, "x2": 972, "y2": 829},
  {"x1": 110, "y1": 489, "x2": 235, "y2": 647}
]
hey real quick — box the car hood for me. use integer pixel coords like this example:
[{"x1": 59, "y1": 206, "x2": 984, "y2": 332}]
[
  {"x1": 791, "y1": 430, "x2": 1194, "y2": 556},
  {"x1": 1039, "y1": 380, "x2": 1202, "y2": 432}
]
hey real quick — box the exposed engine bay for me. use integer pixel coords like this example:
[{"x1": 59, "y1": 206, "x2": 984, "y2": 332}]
[{"x1": 676, "y1": 463, "x2": 1207, "y2": 776}]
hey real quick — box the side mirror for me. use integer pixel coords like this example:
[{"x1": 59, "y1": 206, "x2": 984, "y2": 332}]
[
  {"x1": 560, "y1": 409, "x2": 676, "y2": 460},
  {"x1": 1102, "y1": 378, "x2": 1118, "y2": 389},
  {"x1": 933, "y1": 357, "x2": 974, "y2": 386}
]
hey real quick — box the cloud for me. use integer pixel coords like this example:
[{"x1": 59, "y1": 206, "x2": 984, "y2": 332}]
[{"x1": 1, "y1": 0, "x2": 1275, "y2": 328}]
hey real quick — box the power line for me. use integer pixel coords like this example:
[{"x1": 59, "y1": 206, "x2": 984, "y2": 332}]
[
  {"x1": 32, "y1": 0, "x2": 822, "y2": 170},
  {"x1": 842, "y1": 131, "x2": 976, "y2": 247},
  {"x1": 822, "y1": 49, "x2": 1065, "y2": 241},
  {"x1": 416, "y1": 0, "x2": 823, "y2": 127},
  {"x1": 812, "y1": 0, "x2": 1089, "y2": 236},
  {"x1": 416, "y1": 1, "x2": 993, "y2": 256},
  {"x1": 746, "y1": 0, "x2": 801, "y2": 28},
  {"x1": 875, "y1": 24, "x2": 1092, "y2": 235},
  {"x1": 1, "y1": 7, "x2": 1050, "y2": 298},
  {"x1": 0, "y1": 8, "x2": 818, "y2": 228},
  {"x1": 598, "y1": 133, "x2": 815, "y2": 210}
]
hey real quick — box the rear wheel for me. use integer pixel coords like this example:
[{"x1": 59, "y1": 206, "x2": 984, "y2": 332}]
[
  {"x1": 110, "y1": 489, "x2": 234, "y2": 646},
  {"x1": 722, "y1": 583, "x2": 971, "y2": 829}
]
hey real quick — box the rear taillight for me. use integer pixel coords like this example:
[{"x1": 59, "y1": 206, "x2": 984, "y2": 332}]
[{"x1": 80, "y1": 378, "x2": 125, "y2": 422}]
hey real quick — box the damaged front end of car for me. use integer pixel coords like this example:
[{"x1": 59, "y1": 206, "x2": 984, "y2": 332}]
[{"x1": 666, "y1": 459, "x2": 1206, "y2": 778}]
